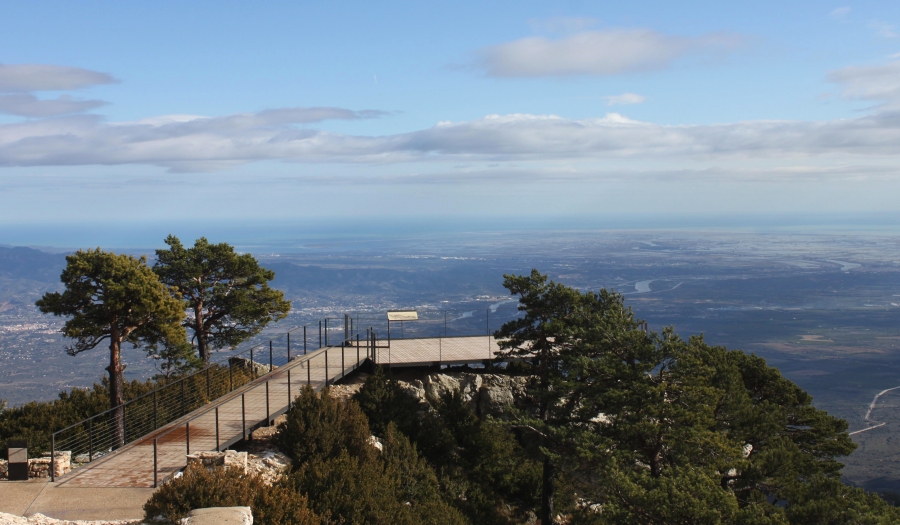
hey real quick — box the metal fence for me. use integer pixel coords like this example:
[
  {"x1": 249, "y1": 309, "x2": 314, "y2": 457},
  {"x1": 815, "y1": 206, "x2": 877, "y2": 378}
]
[
  {"x1": 49, "y1": 306, "x2": 523, "y2": 483},
  {"x1": 148, "y1": 332, "x2": 381, "y2": 486},
  {"x1": 50, "y1": 323, "x2": 342, "y2": 481}
]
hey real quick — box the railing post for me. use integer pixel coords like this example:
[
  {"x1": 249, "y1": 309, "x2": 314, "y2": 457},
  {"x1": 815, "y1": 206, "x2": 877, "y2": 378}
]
[
  {"x1": 325, "y1": 318, "x2": 328, "y2": 347},
  {"x1": 356, "y1": 334, "x2": 360, "y2": 368},
  {"x1": 89, "y1": 418, "x2": 94, "y2": 462},
  {"x1": 269, "y1": 340, "x2": 273, "y2": 372},
  {"x1": 242, "y1": 393, "x2": 246, "y2": 441},
  {"x1": 444, "y1": 310, "x2": 447, "y2": 337},
  {"x1": 153, "y1": 391, "x2": 158, "y2": 430},
  {"x1": 266, "y1": 380, "x2": 270, "y2": 426},
  {"x1": 487, "y1": 308, "x2": 491, "y2": 358},
  {"x1": 319, "y1": 320, "x2": 322, "y2": 348},
  {"x1": 304, "y1": 325, "x2": 307, "y2": 355},
  {"x1": 344, "y1": 313, "x2": 349, "y2": 342},
  {"x1": 325, "y1": 349, "x2": 329, "y2": 385},
  {"x1": 215, "y1": 406, "x2": 220, "y2": 451},
  {"x1": 307, "y1": 358, "x2": 311, "y2": 385},
  {"x1": 342, "y1": 342, "x2": 345, "y2": 378},
  {"x1": 186, "y1": 422, "x2": 190, "y2": 455},
  {"x1": 181, "y1": 379, "x2": 186, "y2": 416},
  {"x1": 153, "y1": 438, "x2": 158, "y2": 488},
  {"x1": 287, "y1": 332, "x2": 291, "y2": 361},
  {"x1": 51, "y1": 433, "x2": 55, "y2": 482},
  {"x1": 287, "y1": 369, "x2": 292, "y2": 409}
]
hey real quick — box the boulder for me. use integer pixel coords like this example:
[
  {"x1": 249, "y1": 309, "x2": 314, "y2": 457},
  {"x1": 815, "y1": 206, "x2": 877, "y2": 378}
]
[{"x1": 185, "y1": 506, "x2": 253, "y2": 525}]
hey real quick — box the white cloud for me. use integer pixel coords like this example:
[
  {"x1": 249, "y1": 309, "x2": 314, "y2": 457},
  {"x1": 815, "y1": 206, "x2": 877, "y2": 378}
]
[
  {"x1": 0, "y1": 64, "x2": 117, "y2": 92},
  {"x1": 3, "y1": 108, "x2": 900, "y2": 172},
  {"x1": 830, "y1": 7, "x2": 851, "y2": 20},
  {"x1": 476, "y1": 29, "x2": 742, "y2": 77},
  {"x1": 829, "y1": 60, "x2": 900, "y2": 107},
  {"x1": 0, "y1": 94, "x2": 107, "y2": 117},
  {"x1": 604, "y1": 93, "x2": 646, "y2": 106}
]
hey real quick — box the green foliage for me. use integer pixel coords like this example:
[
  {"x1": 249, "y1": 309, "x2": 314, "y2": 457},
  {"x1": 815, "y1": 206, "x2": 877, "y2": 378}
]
[
  {"x1": 289, "y1": 425, "x2": 466, "y2": 525},
  {"x1": 149, "y1": 338, "x2": 202, "y2": 381},
  {"x1": 496, "y1": 269, "x2": 897, "y2": 524},
  {"x1": 154, "y1": 235, "x2": 291, "y2": 365},
  {"x1": 277, "y1": 387, "x2": 467, "y2": 524},
  {"x1": 355, "y1": 373, "x2": 541, "y2": 524},
  {"x1": 143, "y1": 465, "x2": 319, "y2": 525},
  {"x1": 275, "y1": 385, "x2": 373, "y2": 465},
  {"x1": 353, "y1": 366, "x2": 422, "y2": 437},
  {"x1": 36, "y1": 248, "x2": 187, "y2": 360}
]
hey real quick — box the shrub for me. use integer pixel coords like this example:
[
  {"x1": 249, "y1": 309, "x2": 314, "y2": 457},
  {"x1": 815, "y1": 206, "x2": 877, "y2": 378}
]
[
  {"x1": 143, "y1": 465, "x2": 319, "y2": 525},
  {"x1": 275, "y1": 385, "x2": 373, "y2": 466},
  {"x1": 288, "y1": 425, "x2": 468, "y2": 525},
  {"x1": 353, "y1": 366, "x2": 422, "y2": 437}
]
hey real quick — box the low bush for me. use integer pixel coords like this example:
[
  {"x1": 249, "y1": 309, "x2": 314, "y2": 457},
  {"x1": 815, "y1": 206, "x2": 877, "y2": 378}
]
[
  {"x1": 143, "y1": 465, "x2": 319, "y2": 525},
  {"x1": 275, "y1": 385, "x2": 373, "y2": 465}
]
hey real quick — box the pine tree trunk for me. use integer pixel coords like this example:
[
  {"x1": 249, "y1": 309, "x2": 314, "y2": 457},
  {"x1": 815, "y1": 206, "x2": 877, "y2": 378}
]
[
  {"x1": 194, "y1": 306, "x2": 210, "y2": 366},
  {"x1": 541, "y1": 454, "x2": 555, "y2": 524},
  {"x1": 107, "y1": 338, "x2": 126, "y2": 448}
]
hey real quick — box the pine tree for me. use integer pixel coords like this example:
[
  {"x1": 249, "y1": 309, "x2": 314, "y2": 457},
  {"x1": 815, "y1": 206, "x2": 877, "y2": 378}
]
[{"x1": 36, "y1": 248, "x2": 186, "y2": 446}]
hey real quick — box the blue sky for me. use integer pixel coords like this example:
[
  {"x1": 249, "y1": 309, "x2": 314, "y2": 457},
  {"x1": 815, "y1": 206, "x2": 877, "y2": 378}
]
[{"x1": 2, "y1": 1, "x2": 900, "y2": 235}]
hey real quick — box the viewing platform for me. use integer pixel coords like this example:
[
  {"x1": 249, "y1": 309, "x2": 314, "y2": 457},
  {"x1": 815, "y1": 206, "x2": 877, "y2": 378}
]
[{"x1": 50, "y1": 332, "x2": 505, "y2": 488}]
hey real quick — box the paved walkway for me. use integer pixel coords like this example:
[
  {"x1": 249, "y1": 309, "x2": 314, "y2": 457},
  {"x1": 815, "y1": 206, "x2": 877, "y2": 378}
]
[
  {"x1": 50, "y1": 336, "x2": 498, "y2": 489},
  {"x1": 0, "y1": 480, "x2": 154, "y2": 521}
]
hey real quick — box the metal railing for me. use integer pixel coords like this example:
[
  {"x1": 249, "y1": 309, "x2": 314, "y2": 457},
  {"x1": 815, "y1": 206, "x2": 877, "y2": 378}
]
[
  {"x1": 50, "y1": 321, "x2": 361, "y2": 481},
  {"x1": 49, "y1": 306, "x2": 523, "y2": 482},
  {"x1": 149, "y1": 331, "x2": 382, "y2": 486}
]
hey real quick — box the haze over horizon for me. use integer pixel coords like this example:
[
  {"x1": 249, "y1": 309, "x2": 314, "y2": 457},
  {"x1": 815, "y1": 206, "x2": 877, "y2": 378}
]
[{"x1": 2, "y1": 1, "x2": 900, "y2": 230}]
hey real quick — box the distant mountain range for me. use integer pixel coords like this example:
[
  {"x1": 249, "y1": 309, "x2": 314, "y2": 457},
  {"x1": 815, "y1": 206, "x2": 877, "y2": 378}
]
[{"x1": 0, "y1": 246, "x2": 67, "y2": 283}]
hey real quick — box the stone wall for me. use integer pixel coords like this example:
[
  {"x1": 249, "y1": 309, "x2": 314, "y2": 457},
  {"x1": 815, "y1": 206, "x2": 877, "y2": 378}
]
[
  {"x1": 0, "y1": 452, "x2": 70, "y2": 480},
  {"x1": 28, "y1": 452, "x2": 71, "y2": 479}
]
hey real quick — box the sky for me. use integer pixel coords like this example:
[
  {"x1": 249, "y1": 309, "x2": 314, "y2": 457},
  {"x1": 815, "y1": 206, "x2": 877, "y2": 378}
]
[{"x1": 2, "y1": 1, "x2": 900, "y2": 242}]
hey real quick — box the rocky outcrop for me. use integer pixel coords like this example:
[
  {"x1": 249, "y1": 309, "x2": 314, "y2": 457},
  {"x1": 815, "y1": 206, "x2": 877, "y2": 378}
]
[
  {"x1": 396, "y1": 373, "x2": 533, "y2": 418},
  {"x1": 186, "y1": 449, "x2": 289, "y2": 485},
  {"x1": 186, "y1": 450, "x2": 248, "y2": 473},
  {"x1": 246, "y1": 451, "x2": 290, "y2": 485}
]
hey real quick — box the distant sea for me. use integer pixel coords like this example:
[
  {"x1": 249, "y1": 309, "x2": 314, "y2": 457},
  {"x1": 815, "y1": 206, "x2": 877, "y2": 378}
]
[{"x1": 3, "y1": 212, "x2": 900, "y2": 253}]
